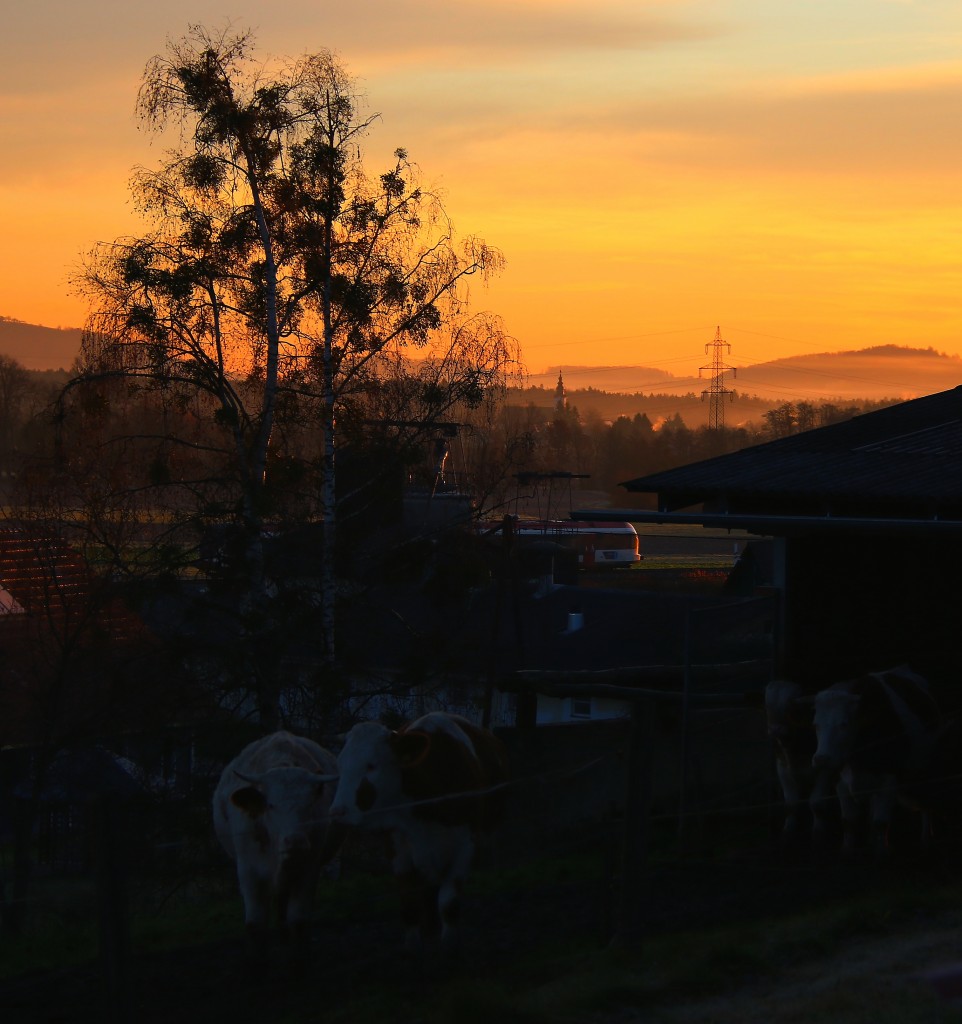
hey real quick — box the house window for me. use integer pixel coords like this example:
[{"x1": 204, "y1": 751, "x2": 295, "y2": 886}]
[{"x1": 570, "y1": 698, "x2": 592, "y2": 719}]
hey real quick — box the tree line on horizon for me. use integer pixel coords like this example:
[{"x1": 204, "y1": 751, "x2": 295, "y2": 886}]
[
  {"x1": 499, "y1": 388, "x2": 896, "y2": 507},
  {"x1": 0, "y1": 354, "x2": 897, "y2": 513}
]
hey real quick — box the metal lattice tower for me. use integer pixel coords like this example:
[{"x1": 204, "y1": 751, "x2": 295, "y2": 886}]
[{"x1": 700, "y1": 325, "x2": 737, "y2": 430}]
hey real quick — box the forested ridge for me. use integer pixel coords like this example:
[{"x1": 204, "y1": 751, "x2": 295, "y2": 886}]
[{"x1": 0, "y1": 364, "x2": 897, "y2": 512}]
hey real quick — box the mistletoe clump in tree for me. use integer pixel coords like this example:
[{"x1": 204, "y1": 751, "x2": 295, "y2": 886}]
[{"x1": 77, "y1": 25, "x2": 515, "y2": 727}]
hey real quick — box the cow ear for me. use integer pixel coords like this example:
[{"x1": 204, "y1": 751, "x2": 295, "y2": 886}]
[
  {"x1": 392, "y1": 731, "x2": 431, "y2": 768},
  {"x1": 230, "y1": 786, "x2": 267, "y2": 816}
]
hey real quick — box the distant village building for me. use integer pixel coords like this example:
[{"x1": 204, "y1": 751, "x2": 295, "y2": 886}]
[{"x1": 554, "y1": 371, "x2": 567, "y2": 412}]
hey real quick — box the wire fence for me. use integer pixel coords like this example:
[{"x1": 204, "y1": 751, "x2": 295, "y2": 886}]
[{"x1": 6, "y1": 591, "x2": 962, "y2": 1021}]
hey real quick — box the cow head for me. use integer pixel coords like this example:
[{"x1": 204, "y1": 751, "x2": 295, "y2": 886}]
[
  {"x1": 812, "y1": 689, "x2": 861, "y2": 770},
  {"x1": 230, "y1": 766, "x2": 336, "y2": 865},
  {"x1": 330, "y1": 722, "x2": 432, "y2": 827},
  {"x1": 765, "y1": 679, "x2": 805, "y2": 740}
]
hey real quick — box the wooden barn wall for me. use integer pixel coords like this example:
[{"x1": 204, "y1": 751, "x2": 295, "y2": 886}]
[{"x1": 780, "y1": 533, "x2": 962, "y2": 692}]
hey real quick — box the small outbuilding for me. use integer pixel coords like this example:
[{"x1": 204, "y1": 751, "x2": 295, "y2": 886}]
[{"x1": 592, "y1": 385, "x2": 962, "y2": 691}]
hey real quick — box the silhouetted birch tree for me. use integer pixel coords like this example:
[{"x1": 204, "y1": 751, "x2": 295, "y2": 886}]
[{"x1": 76, "y1": 26, "x2": 513, "y2": 727}]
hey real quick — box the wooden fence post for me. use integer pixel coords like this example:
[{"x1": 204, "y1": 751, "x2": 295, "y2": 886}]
[
  {"x1": 615, "y1": 695, "x2": 653, "y2": 943},
  {"x1": 93, "y1": 795, "x2": 132, "y2": 1024},
  {"x1": 678, "y1": 610, "x2": 694, "y2": 850}
]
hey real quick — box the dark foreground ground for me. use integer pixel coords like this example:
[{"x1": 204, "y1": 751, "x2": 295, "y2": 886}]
[{"x1": 7, "y1": 828, "x2": 962, "y2": 1024}]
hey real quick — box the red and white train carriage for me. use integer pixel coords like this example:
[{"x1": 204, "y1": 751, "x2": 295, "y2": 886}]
[{"x1": 504, "y1": 519, "x2": 642, "y2": 568}]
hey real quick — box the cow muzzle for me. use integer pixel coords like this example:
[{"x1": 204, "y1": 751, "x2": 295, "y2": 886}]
[{"x1": 281, "y1": 833, "x2": 311, "y2": 855}]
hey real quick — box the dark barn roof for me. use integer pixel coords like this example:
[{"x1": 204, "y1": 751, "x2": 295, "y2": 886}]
[{"x1": 619, "y1": 386, "x2": 962, "y2": 529}]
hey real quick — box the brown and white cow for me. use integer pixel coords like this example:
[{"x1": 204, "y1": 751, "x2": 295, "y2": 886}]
[
  {"x1": 329, "y1": 712, "x2": 509, "y2": 952},
  {"x1": 810, "y1": 665, "x2": 939, "y2": 857},
  {"x1": 765, "y1": 679, "x2": 836, "y2": 843},
  {"x1": 213, "y1": 731, "x2": 341, "y2": 960}
]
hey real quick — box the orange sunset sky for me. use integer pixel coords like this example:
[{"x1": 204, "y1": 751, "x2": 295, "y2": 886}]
[{"x1": 3, "y1": 1, "x2": 962, "y2": 384}]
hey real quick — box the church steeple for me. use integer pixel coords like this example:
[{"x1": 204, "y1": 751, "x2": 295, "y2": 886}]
[{"x1": 554, "y1": 371, "x2": 567, "y2": 412}]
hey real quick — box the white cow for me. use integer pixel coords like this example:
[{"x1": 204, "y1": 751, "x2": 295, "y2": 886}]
[
  {"x1": 329, "y1": 712, "x2": 509, "y2": 953},
  {"x1": 212, "y1": 731, "x2": 341, "y2": 960},
  {"x1": 810, "y1": 665, "x2": 938, "y2": 857},
  {"x1": 765, "y1": 679, "x2": 836, "y2": 843}
]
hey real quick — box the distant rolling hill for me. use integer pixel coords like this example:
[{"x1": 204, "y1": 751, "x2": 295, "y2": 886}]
[
  {"x1": 733, "y1": 346, "x2": 962, "y2": 402},
  {"x1": 532, "y1": 345, "x2": 962, "y2": 402},
  {"x1": 0, "y1": 318, "x2": 82, "y2": 371},
  {"x1": 4, "y1": 316, "x2": 961, "y2": 402}
]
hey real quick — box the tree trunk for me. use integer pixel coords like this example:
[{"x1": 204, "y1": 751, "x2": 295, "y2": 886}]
[{"x1": 320, "y1": 335, "x2": 337, "y2": 669}]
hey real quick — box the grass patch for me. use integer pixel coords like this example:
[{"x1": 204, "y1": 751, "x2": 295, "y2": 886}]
[
  {"x1": 0, "y1": 915, "x2": 98, "y2": 980},
  {"x1": 404, "y1": 878, "x2": 962, "y2": 1024},
  {"x1": 7, "y1": 852, "x2": 962, "y2": 1024},
  {"x1": 469, "y1": 848, "x2": 606, "y2": 897},
  {"x1": 131, "y1": 889, "x2": 238, "y2": 953},
  {"x1": 0, "y1": 875, "x2": 101, "y2": 979}
]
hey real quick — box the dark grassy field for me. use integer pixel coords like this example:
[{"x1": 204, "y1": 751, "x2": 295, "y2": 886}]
[{"x1": 6, "y1": 819, "x2": 962, "y2": 1024}]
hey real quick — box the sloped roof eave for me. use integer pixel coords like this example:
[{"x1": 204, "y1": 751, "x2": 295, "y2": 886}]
[
  {"x1": 571, "y1": 506, "x2": 962, "y2": 537},
  {"x1": 619, "y1": 387, "x2": 962, "y2": 516}
]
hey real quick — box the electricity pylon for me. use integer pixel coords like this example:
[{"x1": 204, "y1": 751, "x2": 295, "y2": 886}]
[{"x1": 700, "y1": 325, "x2": 737, "y2": 430}]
